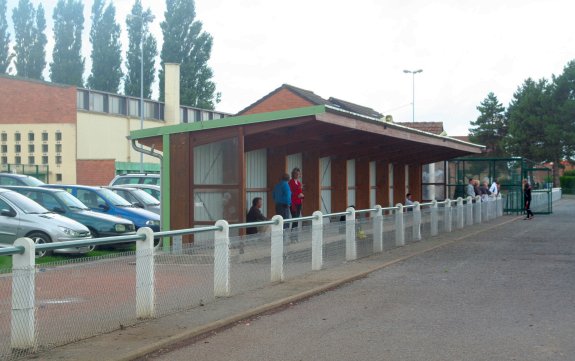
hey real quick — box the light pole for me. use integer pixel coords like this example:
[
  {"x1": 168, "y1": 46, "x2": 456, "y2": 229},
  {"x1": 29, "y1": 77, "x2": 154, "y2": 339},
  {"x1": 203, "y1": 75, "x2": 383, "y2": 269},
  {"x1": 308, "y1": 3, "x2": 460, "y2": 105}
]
[
  {"x1": 128, "y1": 13, "x2": 145, "y2": 173},
  {"x1": 403, "y1": 69, "x2": 423, "y2": 122}
]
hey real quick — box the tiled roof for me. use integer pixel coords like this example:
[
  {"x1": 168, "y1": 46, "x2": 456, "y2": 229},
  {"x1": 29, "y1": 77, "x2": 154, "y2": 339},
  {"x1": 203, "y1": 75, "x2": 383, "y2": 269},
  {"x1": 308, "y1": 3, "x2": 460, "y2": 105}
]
[
  {"x1": 396, "y1": 122, "x2": 445, "y2": 135},
  {"x1": 451, "y1": 135, "x2": 470, "y2": 142},
  {"x1": 327, "y1": 97, "x2": 383, "y2": 118},
  {"x1": 282, "y1": 84, "x2": 331, "y2": 106}
]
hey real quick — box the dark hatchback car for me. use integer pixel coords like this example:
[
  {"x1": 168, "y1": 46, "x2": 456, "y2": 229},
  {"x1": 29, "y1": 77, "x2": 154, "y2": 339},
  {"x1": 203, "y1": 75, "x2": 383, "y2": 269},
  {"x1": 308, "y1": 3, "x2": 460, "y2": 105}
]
[
  {"x1": 0, "y1": 173, "x2": 45, "y2": 186},
  {"x1": 4, "y1": 186, "x2": 137, "y2": 239}
]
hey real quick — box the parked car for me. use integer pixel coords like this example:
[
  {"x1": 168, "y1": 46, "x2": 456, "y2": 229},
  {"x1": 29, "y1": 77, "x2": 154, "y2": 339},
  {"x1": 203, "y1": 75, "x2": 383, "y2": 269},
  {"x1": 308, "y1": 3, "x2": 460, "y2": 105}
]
[
  {"x1": 109, "y1": 173, "x2": 160, "y2": 186},
  {"x1": 0, "y1": 173, "x2": 45, "y2": 186},
  {"x1": 107, "y1": 186, "x2": 160, "y2": 215},
  {"x1": 116, "y1": 184, "x2": 160, "y2": 201},
  {"x1": 42, "y1": 185, "x2": 161, "y2": 233},
  {"x1": 0, "y1": 188, "x2": 92, "y2": 257},
  {"x1": 3, "y1": 186, "x2": 137, "y2": 239}
]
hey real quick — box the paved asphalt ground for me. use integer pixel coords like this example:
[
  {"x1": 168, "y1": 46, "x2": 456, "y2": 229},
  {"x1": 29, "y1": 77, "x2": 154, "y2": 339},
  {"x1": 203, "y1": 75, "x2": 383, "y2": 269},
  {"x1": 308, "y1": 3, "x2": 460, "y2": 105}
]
[
  {"x1": 24, "y1": 198, "x2": 574, "y2": 361},
  {"x1": 140, "y1": 199, "x2": 575, "y2": 361}
]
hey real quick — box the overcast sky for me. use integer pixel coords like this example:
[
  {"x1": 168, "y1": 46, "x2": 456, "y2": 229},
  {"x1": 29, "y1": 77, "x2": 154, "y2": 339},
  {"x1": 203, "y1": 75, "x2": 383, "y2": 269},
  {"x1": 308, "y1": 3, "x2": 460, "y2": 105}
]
[{"x1": 5, "y1": 0, "x2": 575, "y2": 135}]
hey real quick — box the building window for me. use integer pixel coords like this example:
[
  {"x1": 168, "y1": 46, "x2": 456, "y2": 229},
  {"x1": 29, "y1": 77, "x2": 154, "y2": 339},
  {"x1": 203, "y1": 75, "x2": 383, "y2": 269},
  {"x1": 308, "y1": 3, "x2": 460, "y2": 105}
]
[
  {"x1": 28, "y1": 132, "x2": 34, "y2": 141},
  {"x1": 15, "y1": 132, "x2": 21, "y2": 142},
  {"x1": 90, "y1": 92, "x2": 105, "y2": 112},
  {"x1": 14, "y1": 144, "x2": 21, "y2": 153},
  {"x1": 28, "y1": 156, "x2": 35, "y2": 165},
  {"x1": 55, "y1": 131, "x2": 62, "y2": 141},
  {"x1": 128, "y1": 99, "x2": 140, "y2": 117},
  {"x1": 42, "y1": 144, "x2": 48, "y2": 153},
  {"x1": 28, "y1": 144, "x2": 34, "y2": 153},
  {"x1": 1, "y1": 133, "x2": 6, "y2": 142},
  {"x1": 56, "y1": 173, "x2": 62, "y2": 182},
  {"x1": 15, "y1": 156, "x2": 21, "y2": 164},
  {"x1": 77, "y1": 90, "x2": 89, "y2": 110},
  {"x1": 55, "y1": 155, "x2": 62, "y2": 164},
  {"x1": 42, "y1": 156, "x2": 48, "y2": 165},
  {"x1": 109, "y1": 96, "x2": 125, "y2": 115},
  {"x1": 42, "y1": 132, "x2": 48, "y2": 141},
  {"x1": 55, "y1": 144, "x2": 62, "y2": 153},
  {"x1": 1, "y1": 156, "x2": 6, "y2": 164},
  {"x1": 1, "y1": 145, "x2": 6, "y2": 153}
]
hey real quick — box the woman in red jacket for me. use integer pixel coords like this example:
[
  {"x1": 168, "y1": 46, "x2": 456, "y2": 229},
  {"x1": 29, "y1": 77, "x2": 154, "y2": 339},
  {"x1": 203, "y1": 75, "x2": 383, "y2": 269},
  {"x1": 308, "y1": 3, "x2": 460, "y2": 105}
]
[{"x1": 289, "y1": 167, "x2": 304, "y2": 228}]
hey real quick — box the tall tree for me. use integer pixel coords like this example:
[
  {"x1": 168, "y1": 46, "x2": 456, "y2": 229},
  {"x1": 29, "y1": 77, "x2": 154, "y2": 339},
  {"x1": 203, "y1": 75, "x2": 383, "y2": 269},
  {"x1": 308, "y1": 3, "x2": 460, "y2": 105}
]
[
  {"x1": 50, "y1": 0, "x2": 84, "y2": 87},
  {"x1": 11, "y1": 0, "x2": 46, "y2": 79},
  {"x1": 0, "y1": 0, "x2": 13, "y2": 73},
  {"x1": 159, "y1": 0, "x2": 219, "y2": 109},
  {"x1": 124, "y1": 0, "x2": 157, "y2": 99},
  {"x1": 469, "y1": 92, "x2": 507, "y2": 156},
  {"x1": 87, "y1": 0, "x2": 122, "y2": 92}
]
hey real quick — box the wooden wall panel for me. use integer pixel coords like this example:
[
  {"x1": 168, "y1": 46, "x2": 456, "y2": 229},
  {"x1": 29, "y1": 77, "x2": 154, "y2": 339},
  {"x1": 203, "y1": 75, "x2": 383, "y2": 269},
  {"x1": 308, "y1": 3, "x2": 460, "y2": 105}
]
[
  {"x1": 355, "y1": 158, "x2": 370, "y2": 210},
  {"x1": 408, "y1": 164, "x2": 422, "y2": 202},
  {"x1": 170, "y1": 132, "x2": 192, "y2": 240},
  {"x1": 393, "y1": 163, "x2": 406, "y2": 206},
  {"x1": 302, "y1": 151, "x2": 320, "y2": 216},
  {"x1": 267, "y1": 147, "x2": 287, "y2": 216},
  {"x1": 376, "y1": 161, "x2": 389, "y2": 207},
  {"x1": 331, "y1": 157, "x2": 347, "y2": 212}
]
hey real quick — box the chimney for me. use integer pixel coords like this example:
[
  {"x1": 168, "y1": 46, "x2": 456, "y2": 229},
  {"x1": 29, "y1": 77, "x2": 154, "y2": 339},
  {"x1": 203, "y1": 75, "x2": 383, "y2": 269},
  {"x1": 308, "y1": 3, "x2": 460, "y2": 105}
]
[{"x1": 164, "y1": 63, "x2": 180, "y2": 126}]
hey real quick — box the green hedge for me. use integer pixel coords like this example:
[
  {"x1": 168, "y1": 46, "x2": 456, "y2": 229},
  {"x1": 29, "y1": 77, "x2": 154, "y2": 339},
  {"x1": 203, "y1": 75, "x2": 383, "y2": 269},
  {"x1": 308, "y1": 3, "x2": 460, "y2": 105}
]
[
  {"x1": 563, "y1": 170, "x2": 575, "y2": 177},
  {"x1": 560, "y1": 176, "x2": 575, "y2": 194}
]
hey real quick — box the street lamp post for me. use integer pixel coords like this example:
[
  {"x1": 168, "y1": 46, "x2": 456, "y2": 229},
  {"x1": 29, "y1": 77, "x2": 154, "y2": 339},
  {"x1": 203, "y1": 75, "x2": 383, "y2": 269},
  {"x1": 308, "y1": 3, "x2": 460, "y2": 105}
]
[
  {"x1": 403, "y1": 69, "x2": 423, "y2": 122},
  {"x1": 128, "y1": 13, "x2": 145, "y2": 173}
]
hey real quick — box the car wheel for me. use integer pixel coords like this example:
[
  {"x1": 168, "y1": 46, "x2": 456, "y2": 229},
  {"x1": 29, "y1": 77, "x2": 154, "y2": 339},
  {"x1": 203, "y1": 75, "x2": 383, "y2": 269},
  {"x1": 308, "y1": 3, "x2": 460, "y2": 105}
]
[{"x1": 27, "y1": 232, "x2": 53, "y2": 258}]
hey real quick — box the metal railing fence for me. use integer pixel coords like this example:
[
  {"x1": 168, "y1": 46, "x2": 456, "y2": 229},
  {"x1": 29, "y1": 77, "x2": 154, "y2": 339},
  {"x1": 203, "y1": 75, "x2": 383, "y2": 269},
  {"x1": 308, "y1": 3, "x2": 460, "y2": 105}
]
[{"x1": 0, "y1": 195, "x2": 510, "y2": 360}]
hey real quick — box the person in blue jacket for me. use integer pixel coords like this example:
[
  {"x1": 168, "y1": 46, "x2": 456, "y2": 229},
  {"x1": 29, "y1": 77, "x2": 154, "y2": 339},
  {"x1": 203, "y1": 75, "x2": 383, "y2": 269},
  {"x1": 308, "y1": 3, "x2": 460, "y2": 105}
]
[{"x1": 272, "y1": 173, "x2": 292, "y2": 228}]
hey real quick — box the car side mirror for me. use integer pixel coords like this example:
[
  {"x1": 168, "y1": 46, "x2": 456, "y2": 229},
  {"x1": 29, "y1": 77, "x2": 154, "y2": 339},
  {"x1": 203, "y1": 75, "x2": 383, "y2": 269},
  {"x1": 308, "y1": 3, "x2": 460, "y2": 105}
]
[
  {"x1": 52, "y1": 207, "x2": 66, "y2": 214},
  {"x1": 133, "y1": 202, "x2": 144, "y2": 208},
  {"x1": 0, "y1": 208, "x2": 16, "y2": 217},
  {"x1": 98, "y1": 204, "x2": 110, "y2": 211}
]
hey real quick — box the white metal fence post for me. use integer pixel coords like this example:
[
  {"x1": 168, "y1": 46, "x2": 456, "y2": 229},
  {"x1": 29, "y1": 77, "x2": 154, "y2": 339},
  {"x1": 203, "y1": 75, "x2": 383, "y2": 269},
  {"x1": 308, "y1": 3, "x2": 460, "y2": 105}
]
[
  {"x1": 373, "y1": 205, "x2": 383, "y2": 253},
  {"x1": 457, "y1": 197, "x2": 464, "y2": 229},
  {"x1": 395, "y1": 204, "x2": 405, "y2": 246},
  {"x1": 430, "y1": 200, "x2": 438, "y2": 236},
  {"x1": 270, "y1": 215, "x2": 285, "y2": 282},
  {"x1": 346, "y1": 207, "x2": 357, "y2": 261},
  {"x1": 413, "y1": 202, "x2": 421, "y2": 241},
  {"x1": 444, "y1": 199, "x2": 452, "y2": 232},
  {"x1": 481, "y1": 196, "x2": 488, "y2": 222},
  {"x1": 466, "y1": 196, "x2": 473, "y2": 225},
  {"x1": 497, "y1": 194, "x2": 503, "y2": 217},
  {"x1": 311, "y1": 211, "x2": 323, "y2": 271},
  {"x1": 474, "y1": 195, "x2": 481, "y2": 224},
  {"x1": 11, "y1": 237, "x2": 35, "y2": 351},
  {"x1": 136, "y1": 227, "x2": 155, "y2": 319},
  {"x1": 214, "y1": 220, "x2": 230, "y2": 297}
]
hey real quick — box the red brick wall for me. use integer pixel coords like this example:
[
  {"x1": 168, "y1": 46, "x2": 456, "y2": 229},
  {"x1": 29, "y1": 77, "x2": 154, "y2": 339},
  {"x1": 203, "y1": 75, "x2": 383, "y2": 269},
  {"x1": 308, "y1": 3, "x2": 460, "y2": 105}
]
[
  {"x1": 0, "y1": 76, "x2": 76, "y2": 124},
  {"x1": 240, "y1": 88, "x2": 314, "y2": 115},
  {"x1": 76, "y1": 159, "x2": 116, "y2": 186}
]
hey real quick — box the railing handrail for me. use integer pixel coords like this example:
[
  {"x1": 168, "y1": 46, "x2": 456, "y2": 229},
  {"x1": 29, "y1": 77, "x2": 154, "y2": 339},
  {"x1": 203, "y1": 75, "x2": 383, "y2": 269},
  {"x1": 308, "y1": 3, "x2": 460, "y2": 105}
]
[{"x1": 0, "y1": 196, "x2": 506, "y2": 257}]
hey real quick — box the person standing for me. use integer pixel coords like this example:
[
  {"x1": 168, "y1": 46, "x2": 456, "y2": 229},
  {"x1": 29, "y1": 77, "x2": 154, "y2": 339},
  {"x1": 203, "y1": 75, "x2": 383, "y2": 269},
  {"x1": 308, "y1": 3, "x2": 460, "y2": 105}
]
[
  {"x1": 489, "y1": 179, "x2": 499, "y2": 196},
  {"x1": 246, "y1": 197, "x2": 267, "y2": 235},
  {"x1": 288, "y1": 168, "x2": 304, "y2": 228},
  {"x1": 273, "y1": 173, "x2": 292, "y2": 228},
  {"x1": 466, "y1": 178, "x2": 476, "y2": 198},
  {"x1": 523, "y1": 179, "x2": 534, "y2": 220}
]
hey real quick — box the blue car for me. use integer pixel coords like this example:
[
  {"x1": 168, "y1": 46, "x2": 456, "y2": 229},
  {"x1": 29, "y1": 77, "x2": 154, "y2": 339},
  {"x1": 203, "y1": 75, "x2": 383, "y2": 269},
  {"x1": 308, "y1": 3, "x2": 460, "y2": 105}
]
[{"x1": 43, "y1": 185, "x2": 160, "y2": 233}]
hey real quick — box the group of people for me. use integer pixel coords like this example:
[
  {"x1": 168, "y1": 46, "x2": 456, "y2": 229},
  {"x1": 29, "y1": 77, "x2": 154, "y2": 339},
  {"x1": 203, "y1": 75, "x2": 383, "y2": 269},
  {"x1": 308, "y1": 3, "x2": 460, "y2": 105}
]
[
  {"x1": 466, "y1": 177, "x2": 499, "y2": 202},
  {"x1": 246, "y1": 167, "x2": 304, "y2": 234}
]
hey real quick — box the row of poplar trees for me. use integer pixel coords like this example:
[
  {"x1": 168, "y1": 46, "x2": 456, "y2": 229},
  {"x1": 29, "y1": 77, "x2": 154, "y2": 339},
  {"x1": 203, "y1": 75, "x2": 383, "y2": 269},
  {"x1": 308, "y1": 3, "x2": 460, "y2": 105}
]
[
  {"x1": 469, "y1": 60, "x2": 575, "y2": 185},
  {"x1": 0, "y1": 0, "x2": 219, "y2": 109}
]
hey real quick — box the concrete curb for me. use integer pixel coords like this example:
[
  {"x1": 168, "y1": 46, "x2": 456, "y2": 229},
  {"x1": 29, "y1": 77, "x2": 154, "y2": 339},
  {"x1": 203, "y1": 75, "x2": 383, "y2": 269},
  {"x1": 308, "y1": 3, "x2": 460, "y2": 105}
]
[{"x1": 117, "y1": 216, "x2": 521, "y2": 361}]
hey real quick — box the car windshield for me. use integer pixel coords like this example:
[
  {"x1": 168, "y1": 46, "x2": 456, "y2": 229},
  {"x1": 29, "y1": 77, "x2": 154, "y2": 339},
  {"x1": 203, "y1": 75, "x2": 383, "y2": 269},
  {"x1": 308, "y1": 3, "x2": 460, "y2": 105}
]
[
  {"x1": 2, "y1": 191, "x2": 50, "y2": 214},
  {"x1": 98, "y1": 188, "x2": 132, "y2": 206},
  {"x1": 22, "y1": 177, "x2": 45, "y2": 186},
  {"x1": 56, "y1": 191, "x2": 90, "y2": 210},
  {"x1": 133, "y1": 189, "x2": 160, "y2": 206}
]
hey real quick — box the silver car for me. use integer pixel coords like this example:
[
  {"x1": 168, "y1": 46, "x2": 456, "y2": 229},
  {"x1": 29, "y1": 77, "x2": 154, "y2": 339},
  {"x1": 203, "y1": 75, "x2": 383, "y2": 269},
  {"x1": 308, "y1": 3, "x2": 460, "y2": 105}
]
[
  {"x1": 0, "y1": 188, "x2": 92, "y2": 257},
  {"x1": 107, "y1": 186, "x2": 161, "y2": 215}
]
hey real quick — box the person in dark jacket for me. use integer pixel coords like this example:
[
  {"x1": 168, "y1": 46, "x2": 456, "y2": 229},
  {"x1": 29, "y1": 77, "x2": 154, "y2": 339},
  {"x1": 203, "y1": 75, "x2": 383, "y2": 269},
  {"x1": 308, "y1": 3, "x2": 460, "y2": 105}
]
[
  {"x1": 246, "y1": 197, "x2": 267, "y2": 234},
  {"x1": 523, "y1": 179, "x2": 534, "y2": 220}
]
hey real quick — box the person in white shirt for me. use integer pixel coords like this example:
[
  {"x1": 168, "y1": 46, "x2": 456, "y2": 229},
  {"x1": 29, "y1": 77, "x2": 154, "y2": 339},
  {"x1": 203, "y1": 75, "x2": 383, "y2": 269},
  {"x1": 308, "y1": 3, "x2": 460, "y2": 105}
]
[{"x1": 489, "y1": 179, "x2": 499, "y2": 196}]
